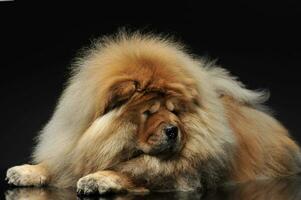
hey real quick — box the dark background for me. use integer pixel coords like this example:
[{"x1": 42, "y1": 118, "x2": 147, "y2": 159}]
[{"x1": 0, "y1": 0, "x2": 300, "y2": 193}]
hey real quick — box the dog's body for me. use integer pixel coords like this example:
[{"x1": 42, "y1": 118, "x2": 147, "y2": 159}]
[{"x1": 6, "y1": 32, "x2": 301, "y2": 195}]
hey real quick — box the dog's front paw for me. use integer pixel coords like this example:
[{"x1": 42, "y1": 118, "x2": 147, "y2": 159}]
[
  {"x1": 77, "y1": 173, "x2": 125, "y2": 195},
  {"x1": 6, "y1": 164, "x2": 48, "y2": 186}
]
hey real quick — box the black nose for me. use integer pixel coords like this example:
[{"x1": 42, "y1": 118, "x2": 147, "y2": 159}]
[{"x1": 164, "y1": 125, "x2": 178, "y2": 140}]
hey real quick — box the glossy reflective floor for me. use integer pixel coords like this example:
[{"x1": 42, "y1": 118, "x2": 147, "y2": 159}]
[{"x1": 3, "y1": 176, "x2": 301, "y2": 200}]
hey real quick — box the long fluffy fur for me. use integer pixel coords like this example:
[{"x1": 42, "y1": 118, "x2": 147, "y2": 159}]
[{"x1": 25, "y1": 31, "x2": 301, "y2": 189}]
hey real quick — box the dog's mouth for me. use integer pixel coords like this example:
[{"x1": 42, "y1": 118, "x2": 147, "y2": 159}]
[
  {"x1": 147, "y1": 144, "x2": 183, "y2": 160},
  {"x1": 133, "y1": 145, "x2": 181, "y2": 161},
  {"x1": 148, "y1": 144, "x2": 173, "y2": 155}
]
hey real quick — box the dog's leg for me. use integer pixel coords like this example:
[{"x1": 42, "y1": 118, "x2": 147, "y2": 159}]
[
  {"x1": 77, "y1": 170, "x2": 148, "y2": 195},
  {"x1": 6, "y1": 163, "x2": 50, "y2": 186}
]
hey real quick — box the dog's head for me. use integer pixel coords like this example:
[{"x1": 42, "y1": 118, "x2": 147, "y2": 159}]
[{"x1": 100, "y1": 73, "x2": 200, "y2": 159}]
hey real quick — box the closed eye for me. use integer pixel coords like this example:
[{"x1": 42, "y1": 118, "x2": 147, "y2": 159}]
[
  {"x1": 143, "y1": 110, "x2": 152, "y2": 117},
  {"x1": 104, "y1": 99, "x2": 129, "y2": 114},
  {"x1": 171, "y1": 109, "x2": 181, "y2": 116}
]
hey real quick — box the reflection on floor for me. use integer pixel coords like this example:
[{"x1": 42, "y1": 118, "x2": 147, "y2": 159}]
[{"x1": 5, "y1": 176, "x2": 301, "y2": 200}]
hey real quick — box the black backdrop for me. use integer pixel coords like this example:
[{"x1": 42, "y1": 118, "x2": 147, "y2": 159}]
[{"x1": 0, "y1": 1, "x2": 300, "y2": 188}]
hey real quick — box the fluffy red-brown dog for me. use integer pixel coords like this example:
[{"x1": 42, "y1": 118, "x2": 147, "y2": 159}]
[{"x1": 6, "y1": 32, "x2": 301, "y2": 195}]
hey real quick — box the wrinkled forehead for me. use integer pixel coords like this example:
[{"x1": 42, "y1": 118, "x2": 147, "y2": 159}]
[
  {"x1": 126, "y1": 90, "x2": 192, "y2": 114},
  {"x1": 106, "y1": 54, "x2": 200, "y2": 99}
]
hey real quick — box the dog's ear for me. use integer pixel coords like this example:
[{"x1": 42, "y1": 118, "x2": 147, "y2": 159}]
[{"x1": 103, "y1": 80, "x2": 137, "y2": 115}]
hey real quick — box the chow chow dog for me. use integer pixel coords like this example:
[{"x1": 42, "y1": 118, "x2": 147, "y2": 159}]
[{"x1": 6, "y1": 32, "x2": 301, "y2": 195}]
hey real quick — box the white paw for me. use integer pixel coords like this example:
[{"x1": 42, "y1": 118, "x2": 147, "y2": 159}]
[
  {"x1": 77, "y1": 173, "x2": 124, "y2": 195},
  {"x1": 6, "y1": 165, "x2": 47, "y2": 186}
]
